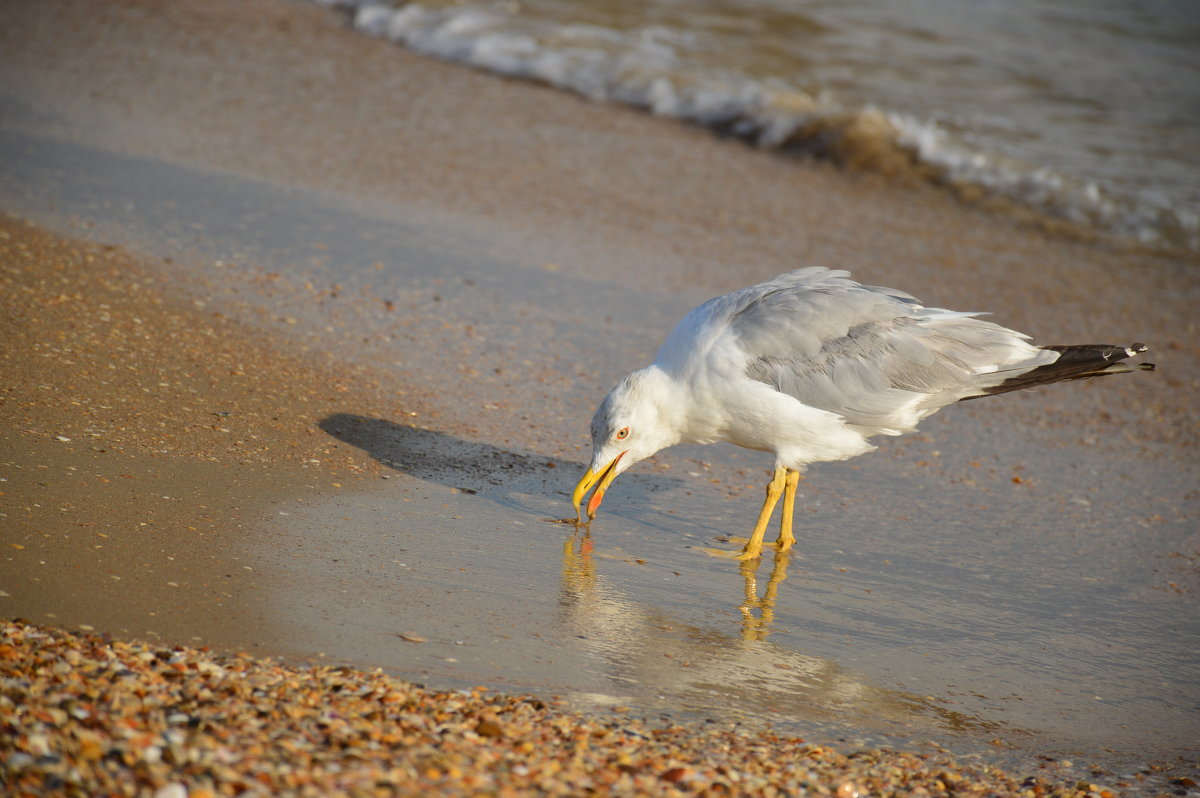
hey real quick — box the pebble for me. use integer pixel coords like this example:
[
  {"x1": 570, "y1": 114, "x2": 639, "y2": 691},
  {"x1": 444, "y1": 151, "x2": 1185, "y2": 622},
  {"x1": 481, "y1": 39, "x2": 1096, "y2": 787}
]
[{"x1": 1, "y1": 620, "x2": 1107, "y2": 797}]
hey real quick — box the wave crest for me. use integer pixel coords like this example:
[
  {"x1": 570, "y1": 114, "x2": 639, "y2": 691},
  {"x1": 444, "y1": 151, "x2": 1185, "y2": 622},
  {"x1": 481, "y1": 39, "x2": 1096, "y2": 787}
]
[{"x1": 321, "y1": 0, "x2": 1198, "y2": 253}]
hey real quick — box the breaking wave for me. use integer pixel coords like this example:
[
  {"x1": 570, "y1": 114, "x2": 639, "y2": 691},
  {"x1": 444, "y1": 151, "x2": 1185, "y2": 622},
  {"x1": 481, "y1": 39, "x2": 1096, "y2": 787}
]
[{"x1": 317, "y1": 0, "x2": 1199, "y2": 254}]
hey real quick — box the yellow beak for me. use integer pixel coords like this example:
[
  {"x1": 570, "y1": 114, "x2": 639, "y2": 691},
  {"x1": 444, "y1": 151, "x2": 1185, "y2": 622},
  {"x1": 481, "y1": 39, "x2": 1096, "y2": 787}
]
[{"x1": 571, "y1": 452, "x2": 625, "y2": 522}]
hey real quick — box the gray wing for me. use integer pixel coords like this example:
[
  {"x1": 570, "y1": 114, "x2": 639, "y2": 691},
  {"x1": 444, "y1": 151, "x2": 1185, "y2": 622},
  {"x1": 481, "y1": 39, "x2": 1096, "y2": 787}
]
[{"x1": 717, "y1": 269, "x2": 1051, "y2": 434}]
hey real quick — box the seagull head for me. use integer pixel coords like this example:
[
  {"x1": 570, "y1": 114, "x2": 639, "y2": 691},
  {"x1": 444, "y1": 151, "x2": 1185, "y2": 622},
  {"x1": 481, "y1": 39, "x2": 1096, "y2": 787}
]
[{"x1": 572, "y1": 367, "x2": 680, "y2": 522}]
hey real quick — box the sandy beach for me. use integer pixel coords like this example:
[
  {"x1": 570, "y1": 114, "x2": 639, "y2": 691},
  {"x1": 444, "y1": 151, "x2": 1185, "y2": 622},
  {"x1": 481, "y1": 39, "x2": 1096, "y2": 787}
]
[{"x1": 2, "y1": 0, "x2": 1198, "y2": 794}]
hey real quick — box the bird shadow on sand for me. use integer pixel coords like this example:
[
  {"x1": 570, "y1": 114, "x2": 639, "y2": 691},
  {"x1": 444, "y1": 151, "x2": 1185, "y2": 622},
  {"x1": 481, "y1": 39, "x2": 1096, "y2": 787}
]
[
  {"x1": 318, "y1": 413, "x2": 683, "y2": 517},
  {"x1": 320, "y1": 413, "x2": 557, "y2": 491}
]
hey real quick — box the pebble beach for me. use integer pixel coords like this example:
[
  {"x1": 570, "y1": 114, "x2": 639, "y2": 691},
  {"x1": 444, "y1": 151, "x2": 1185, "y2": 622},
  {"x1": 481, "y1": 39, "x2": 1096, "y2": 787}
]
[
  {"x1": 1, "y1": 1, "x2": 1197, "y2": 795},
  {"x1": 5, "y1": 619, "x2": 1122, "y2": 797}
]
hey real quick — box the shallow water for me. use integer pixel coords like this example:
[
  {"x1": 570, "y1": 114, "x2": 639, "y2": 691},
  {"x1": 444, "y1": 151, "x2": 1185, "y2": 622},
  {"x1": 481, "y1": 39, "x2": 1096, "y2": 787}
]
[
  {"x1": 3, "y1": 111, "x2": 1197, "y2": 785},
  {"x1": 323, "y1": 0, "x2": 1200, "y2": 252},
  {"x1": 263, "y1": 412, "x2": 1199, "y2": 777}
]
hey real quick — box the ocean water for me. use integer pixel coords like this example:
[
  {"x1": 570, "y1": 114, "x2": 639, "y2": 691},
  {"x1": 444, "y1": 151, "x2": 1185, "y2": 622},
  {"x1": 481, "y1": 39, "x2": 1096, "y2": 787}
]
[{"x1": 317, "y1": 0, "x2": 1200, "y2": 253}]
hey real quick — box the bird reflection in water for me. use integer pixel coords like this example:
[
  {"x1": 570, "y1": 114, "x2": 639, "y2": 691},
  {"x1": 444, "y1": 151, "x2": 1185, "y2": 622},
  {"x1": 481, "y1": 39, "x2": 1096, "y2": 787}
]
[
  {"x1": 739, "y1": 551, "x2": 791, "y2": 642},
  {"x1": 560, "y1": 529, "x2": 596, "y2": 604},
  {"x1": 556, "y1": 525, "x2": 1012, "y2": 738},
  {"x1": 561, "y1": 525, "x2": 796, "y2": 643}
]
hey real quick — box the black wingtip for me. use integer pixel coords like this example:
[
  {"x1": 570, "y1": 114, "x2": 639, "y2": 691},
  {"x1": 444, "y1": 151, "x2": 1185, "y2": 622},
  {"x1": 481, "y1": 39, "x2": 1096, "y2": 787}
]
[{"x1": 965, "y1": 340, "x2": 1155, "y2": 400}]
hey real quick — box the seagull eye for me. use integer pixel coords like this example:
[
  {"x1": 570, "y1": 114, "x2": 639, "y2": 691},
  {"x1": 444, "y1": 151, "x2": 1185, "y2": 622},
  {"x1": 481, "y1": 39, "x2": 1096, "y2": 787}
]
[{"x1": 615, "y1": 427, "x2": 630, "y2": 441}]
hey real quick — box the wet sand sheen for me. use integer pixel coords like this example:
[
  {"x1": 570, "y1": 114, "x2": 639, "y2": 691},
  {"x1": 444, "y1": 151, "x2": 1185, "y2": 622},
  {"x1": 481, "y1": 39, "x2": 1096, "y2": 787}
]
[
  {"x1": 0, "y1": 215, "x2": 411, "y2": 648},
  {"x1": 1, "y1": 0, "x2": 1198, "y2": 794}
]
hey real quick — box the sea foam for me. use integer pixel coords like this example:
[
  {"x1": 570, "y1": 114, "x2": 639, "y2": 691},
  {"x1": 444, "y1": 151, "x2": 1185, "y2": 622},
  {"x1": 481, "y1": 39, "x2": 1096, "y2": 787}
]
[{"x1": 318, "y1": 0, "x2": 1198, "y2": 253}]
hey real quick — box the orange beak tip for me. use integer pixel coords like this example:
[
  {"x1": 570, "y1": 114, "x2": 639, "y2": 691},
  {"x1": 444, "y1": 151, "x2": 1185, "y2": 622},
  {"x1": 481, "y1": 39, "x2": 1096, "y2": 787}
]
[{"x1": 573, "y1": 451, "x2": 624, "y2": 525}]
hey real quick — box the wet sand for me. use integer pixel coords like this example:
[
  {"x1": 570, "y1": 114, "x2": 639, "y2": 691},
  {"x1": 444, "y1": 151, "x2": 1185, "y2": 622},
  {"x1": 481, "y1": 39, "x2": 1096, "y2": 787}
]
[
  {"x1": 1, "y1": 0, "x2": 1198, "y2": 794},
  {"x1": 0, "y1": 213, "x2": 412, "y2": 646}
]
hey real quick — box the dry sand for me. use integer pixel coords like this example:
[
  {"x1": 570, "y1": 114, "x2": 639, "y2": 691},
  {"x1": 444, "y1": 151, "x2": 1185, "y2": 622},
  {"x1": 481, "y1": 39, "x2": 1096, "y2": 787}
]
[{"x1": 1, "y1": 0, "x2": 1198, "y2": 795}]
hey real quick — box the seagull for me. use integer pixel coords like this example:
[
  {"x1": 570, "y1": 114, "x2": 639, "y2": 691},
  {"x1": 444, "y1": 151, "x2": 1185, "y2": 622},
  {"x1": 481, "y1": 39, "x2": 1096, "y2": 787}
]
[{"x1": 572, "y1": 267, "x2": 1153, "y2": 560}]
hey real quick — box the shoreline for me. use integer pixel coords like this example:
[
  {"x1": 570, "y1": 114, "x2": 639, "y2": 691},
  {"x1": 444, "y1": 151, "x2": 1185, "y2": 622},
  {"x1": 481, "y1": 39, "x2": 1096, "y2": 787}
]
[{"x1": 325, "y1": 0, "x2": 1200, "y2": 260}]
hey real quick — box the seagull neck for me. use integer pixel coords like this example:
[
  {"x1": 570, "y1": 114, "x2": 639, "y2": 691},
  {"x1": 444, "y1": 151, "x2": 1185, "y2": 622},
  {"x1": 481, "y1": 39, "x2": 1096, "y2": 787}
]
[{"x1": 630, "y1": 365, "x2": 688, "y2": 451}]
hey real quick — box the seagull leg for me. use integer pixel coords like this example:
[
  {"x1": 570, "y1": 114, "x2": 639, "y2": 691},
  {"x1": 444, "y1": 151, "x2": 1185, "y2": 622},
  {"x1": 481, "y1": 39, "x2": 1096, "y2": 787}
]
[
  {"x1": 775, "y1": 469, "x2": 801, "y2": 552},
  {"x1": 705, "y1": 465, "x2": 787, "y2": 560},
  {"x1": 738, "y1": 465, "x2": 788, "y2": 559}
]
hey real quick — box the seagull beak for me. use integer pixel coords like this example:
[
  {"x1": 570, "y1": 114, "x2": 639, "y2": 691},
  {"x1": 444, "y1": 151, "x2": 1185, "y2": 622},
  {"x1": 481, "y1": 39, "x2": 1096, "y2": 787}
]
[{"x1": 572, "y1": 452, "x2": 625, "y2": 522}]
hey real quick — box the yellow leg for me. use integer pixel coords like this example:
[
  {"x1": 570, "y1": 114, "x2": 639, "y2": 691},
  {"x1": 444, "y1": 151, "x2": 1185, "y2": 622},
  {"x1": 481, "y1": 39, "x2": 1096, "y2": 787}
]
[
  {"x1": 739, "y1": 465, "x2": 788, "y2": 559},
  {"x1": 704, "y1": 465, "x2": 787, "y2": 560},
  {"x1": 776, "y1": 469, "x2": 801, "y2": 552}
]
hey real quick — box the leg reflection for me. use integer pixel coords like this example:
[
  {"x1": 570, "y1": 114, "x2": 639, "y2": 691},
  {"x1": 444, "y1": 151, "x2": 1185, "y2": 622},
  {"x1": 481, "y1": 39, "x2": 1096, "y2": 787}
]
[
  {"x1": 561, "y1": 527, "x2": 596, "y2": 605},
  {"x1": 739, "y1": 549, "x2": 792, "y2": 641}
]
